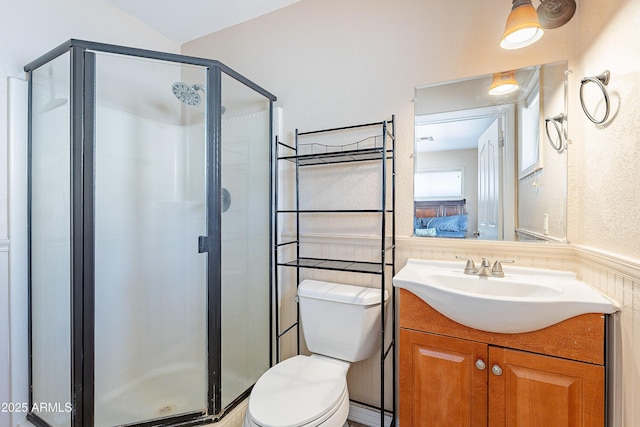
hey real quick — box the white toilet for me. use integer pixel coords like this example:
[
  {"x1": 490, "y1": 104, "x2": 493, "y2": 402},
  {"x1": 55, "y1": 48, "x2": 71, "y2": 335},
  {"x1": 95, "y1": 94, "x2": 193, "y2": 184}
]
[{"x1": 244, "y1": 279, "x2": 388, "y2": 427}]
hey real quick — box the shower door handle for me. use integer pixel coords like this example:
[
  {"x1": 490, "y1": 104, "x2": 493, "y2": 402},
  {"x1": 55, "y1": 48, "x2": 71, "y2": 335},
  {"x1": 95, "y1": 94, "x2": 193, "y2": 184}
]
[{"x1": 198, "y1": 236, "x2": 209, "y2": 253}]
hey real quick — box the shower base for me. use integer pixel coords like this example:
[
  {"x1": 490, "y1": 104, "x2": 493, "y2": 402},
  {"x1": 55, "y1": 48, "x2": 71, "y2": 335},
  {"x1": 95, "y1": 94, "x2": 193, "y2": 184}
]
[{"x1": 96, "y1": 363, "x2": 205, "y2": 427}]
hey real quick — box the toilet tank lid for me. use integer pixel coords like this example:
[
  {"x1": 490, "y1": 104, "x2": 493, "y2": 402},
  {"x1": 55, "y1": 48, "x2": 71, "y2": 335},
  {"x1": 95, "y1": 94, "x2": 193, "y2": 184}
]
[{"x1": 298, "y1": 280, "x2": 388, "y2": 306}]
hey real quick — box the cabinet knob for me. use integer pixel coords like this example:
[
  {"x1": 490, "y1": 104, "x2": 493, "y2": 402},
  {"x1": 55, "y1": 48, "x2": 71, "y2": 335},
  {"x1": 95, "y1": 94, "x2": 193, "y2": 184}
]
[
  {"x1": 475, "y1": 359, "x2": 486, "y2": 370},
  {"x1": 491, "y1": 365, "x2": 503, "y2": 376}
]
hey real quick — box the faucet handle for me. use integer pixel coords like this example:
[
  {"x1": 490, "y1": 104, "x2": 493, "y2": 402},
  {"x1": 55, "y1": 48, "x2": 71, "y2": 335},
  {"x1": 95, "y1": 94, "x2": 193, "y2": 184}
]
[
  {"x1": 491, "y1": 259, "x2": 514, "y2": 277},
  {"x1": 456, "y1": 255, "x2": 476, "y2": 274}
]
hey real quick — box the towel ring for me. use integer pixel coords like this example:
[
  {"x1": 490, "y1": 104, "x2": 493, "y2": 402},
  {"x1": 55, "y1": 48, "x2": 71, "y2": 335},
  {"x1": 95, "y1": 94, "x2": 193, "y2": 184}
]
[
  {"x1": 544, "y1": 113, "x2": 566, "y2": 153},
  {"x1": 580, "y1": 70, "x2": 610, "y2": 124}
]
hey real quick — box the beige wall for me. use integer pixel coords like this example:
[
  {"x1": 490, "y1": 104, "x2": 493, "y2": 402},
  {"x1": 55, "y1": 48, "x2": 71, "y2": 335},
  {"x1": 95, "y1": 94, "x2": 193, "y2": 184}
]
[
  {"x1": 184, "y1": 0, "x2": 640, "y2": 254},
  {"x1": 184, "y1": 0, "x2": 640, "y2": 423},
  {"x1": 184, "y1": 0, "x2": 577, "y2": 240}
]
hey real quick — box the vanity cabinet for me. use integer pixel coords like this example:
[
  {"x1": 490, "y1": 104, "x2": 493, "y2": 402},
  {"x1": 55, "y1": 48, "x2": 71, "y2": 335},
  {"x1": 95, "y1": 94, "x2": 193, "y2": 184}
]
[{"x1": 399, "y1": 289, "x2": 606, "y2": 427}]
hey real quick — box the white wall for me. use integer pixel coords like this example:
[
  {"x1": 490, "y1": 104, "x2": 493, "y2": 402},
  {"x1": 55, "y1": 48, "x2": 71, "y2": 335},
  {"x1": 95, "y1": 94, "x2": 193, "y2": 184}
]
[
  {"x1": 1, "y1": 0, "x2": 180, "y2": 236},
  {"x1": 2, "y1": 1, "x2": 179, "y2": 425}
]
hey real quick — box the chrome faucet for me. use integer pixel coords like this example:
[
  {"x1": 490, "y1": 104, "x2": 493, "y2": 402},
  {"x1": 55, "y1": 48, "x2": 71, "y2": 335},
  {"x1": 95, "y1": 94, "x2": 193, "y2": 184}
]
[{"x1": 456, "y1": 256, "x2": 514, "y2": 278}]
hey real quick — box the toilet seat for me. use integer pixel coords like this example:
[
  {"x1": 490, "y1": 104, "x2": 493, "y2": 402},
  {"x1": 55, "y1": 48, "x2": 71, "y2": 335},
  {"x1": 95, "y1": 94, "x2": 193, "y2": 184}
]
[{"x1": 246, "y1": 355, "x2": 349, "y2": 427}]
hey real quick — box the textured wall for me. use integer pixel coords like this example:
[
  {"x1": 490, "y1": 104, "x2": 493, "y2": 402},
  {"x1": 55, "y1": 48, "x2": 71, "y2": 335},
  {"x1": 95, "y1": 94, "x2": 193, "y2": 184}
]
[{"x1": 571, "y1": 0, "x2": 640, "y2": 257}]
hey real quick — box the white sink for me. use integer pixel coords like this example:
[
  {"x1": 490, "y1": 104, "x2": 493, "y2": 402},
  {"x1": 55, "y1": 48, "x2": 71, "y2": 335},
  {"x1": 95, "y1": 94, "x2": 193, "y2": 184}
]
[{"x1": 393, "y1": 259, "x2": 618, "y2": 334}]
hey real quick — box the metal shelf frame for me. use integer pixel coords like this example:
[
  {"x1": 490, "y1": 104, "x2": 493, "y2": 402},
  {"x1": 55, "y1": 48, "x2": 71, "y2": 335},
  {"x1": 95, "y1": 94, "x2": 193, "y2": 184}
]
[{"x1": 273, "y1": 116, "x2": 396, "y2": 427}]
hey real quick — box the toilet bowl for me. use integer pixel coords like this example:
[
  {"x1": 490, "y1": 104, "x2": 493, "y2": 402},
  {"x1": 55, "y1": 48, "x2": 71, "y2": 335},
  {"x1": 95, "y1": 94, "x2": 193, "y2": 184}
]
[
  {"x1": 244, "y1": 280, "x2": 387, "y2": 427},
  {"x1": 243, "y1": 355, "x2": 350, "y2": 427}
]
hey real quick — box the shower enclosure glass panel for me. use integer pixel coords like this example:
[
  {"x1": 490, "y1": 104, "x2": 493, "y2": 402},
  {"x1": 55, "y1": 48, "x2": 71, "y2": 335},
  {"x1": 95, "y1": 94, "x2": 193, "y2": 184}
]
[
  {"x1": 30, "y1": 52, "x2": 72, "y2": 427},
  {"x1": 92, "y1": 53, "x2": 208, "y2": 426},
  {"x1": 220, "y1": 73, "x2": 272, "y2": 407},
  {"x1": 26, "y1": 40, "x2": 276, "y2": 427}
]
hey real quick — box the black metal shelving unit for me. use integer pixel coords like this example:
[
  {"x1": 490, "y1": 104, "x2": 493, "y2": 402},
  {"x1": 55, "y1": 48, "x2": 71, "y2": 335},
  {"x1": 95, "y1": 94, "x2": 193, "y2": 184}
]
[{"x1": 274, "y1": 117, "x2": 396, "y2": 427}]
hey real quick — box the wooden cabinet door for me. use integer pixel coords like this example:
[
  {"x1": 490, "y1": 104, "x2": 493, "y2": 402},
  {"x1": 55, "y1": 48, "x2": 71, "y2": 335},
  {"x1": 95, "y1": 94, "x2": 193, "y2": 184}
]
[
  {"x1": 400, "y1": 329, "x2": 488, "y2": 427},
  {"x1": 488, "y1": 347, "x2": 605, "y2": 427}
]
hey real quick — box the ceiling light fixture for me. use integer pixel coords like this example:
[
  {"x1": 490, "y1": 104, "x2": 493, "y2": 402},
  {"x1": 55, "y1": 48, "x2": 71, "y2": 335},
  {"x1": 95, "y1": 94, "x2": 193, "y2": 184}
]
[
  {"x1": 500, "y1": 0, "x2": 544, "y2": 50},
  {"x1": 500, "y1": 0, "x2": 577, "y2": 50},
  {"x1": 488, "y1": 71, "x2": 519, "y2": 95}
]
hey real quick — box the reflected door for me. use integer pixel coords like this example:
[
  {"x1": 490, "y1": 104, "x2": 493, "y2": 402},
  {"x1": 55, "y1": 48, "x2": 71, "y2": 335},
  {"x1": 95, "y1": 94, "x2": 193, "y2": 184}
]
[{"x1": 477, "y1": 118, "x2": 502, "y2": 240}]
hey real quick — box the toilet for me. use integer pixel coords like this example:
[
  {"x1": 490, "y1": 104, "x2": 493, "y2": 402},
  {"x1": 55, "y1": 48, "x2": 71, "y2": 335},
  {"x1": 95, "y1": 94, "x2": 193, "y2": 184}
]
[{"x1": 244, "y1": 279, "x2": 388, "y2": 427}]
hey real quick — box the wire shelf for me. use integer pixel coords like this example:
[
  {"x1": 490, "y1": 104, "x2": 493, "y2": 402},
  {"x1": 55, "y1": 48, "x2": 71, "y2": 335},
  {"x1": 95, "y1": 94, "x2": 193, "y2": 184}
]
[
  {"x1": 279, "y1": 135, "x2": 392, "y2": 166},
  {"x1": 279, "y1": 257, "x2": 393, "y2": 274}
]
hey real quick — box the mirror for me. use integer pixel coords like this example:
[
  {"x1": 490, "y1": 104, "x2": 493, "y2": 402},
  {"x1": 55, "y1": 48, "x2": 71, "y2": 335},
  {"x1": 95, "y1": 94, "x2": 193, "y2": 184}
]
[{"x1": 414, "y1": 61, "x2": 568, "y2": 242}]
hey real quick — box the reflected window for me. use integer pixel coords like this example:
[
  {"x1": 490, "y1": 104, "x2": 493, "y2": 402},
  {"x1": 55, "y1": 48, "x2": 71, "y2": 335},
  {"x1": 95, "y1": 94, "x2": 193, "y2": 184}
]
[
  {"x1": 415, "y1": 169, "x2": 463, "y2": 200},
  {"x1": 519, "y1": 75, "x2": 541, "y2": 178}
]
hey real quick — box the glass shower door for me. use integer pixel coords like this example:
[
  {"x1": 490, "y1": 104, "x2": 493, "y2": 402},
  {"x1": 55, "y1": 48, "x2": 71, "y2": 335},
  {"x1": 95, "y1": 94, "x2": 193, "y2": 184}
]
[
  {"x1": 220, "y1": 73, "x2": 272, "y2": 407},
  {"x1": 92, "y1": 52, "x2": 209, "y2": 426}
]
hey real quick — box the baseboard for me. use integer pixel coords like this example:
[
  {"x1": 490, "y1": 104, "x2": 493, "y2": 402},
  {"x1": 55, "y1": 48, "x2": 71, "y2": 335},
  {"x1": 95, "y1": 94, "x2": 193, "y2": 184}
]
[
  {"x1": 201, "y1": 398, "x2": 392, "y2": 427},
  {"x1": 348, "y1": 401, "x2": 394, "y2": 427}
]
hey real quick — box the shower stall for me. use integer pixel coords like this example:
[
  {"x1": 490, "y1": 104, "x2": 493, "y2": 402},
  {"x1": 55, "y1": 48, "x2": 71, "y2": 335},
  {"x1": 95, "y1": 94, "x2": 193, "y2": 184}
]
[{"x1": 24, "y1": 40, "x2": 276, "y2": 427}]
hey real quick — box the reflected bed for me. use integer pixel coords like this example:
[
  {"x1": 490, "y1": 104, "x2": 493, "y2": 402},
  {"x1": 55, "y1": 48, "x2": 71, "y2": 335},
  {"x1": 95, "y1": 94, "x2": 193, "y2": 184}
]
[{"x1": 414, "y1": 199, "x2": 468, "y2": 238}]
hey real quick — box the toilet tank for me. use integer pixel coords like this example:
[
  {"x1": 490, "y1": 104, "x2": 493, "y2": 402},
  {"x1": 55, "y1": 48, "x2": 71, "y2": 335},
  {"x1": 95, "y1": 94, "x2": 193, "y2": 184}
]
[{"x1": 297, "y1": 279, "x2": 388, "y2": 363}]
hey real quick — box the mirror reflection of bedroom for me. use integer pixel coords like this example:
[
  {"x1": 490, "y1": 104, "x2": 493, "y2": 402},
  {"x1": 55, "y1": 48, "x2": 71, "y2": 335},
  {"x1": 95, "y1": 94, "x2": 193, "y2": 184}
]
[
  {"x1": 414, "y1": 111, "x2": 511, "y2": 240},
  {"x1": 413, "y1": 61, "x2": 568, "y2": 242}
]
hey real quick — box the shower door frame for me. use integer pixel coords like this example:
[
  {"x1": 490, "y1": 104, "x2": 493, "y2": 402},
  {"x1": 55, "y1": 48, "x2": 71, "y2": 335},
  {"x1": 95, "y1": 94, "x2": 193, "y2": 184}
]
[{"x1": 24, "y1": 39, "x2": 277, "y2": 427}]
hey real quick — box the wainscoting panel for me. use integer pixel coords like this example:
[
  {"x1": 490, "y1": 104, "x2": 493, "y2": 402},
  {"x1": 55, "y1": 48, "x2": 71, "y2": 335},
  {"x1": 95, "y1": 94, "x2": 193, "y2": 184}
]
[
  {"x1": 1, "y1": 242, "x2": 10, "y2": 427},
  {"x1": 279, "y1": 234, "x2": 639, "y2": 426},
  {"x1": 574, "y1": 246, "x2": 640, "y2": 427}
]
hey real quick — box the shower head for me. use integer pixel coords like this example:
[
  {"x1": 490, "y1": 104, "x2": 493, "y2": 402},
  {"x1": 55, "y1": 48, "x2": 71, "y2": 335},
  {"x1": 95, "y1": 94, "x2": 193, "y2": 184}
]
[
  {"x1": 39, "y1": 97, "x2": 68, "y2": 113},
  {"x1": 39, "y1": 65, "x2": 68, "y2": 113},
  {"x1": 172, "y1": 82, "x2": 204, "y2": 106}
]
